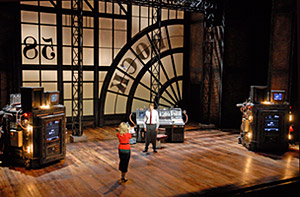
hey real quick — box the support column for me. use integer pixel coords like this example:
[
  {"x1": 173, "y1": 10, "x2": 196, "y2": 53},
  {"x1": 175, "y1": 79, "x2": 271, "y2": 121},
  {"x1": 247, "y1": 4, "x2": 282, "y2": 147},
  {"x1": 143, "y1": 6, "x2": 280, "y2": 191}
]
[
  {"x1": 268, "y1": 0, "x2": 295, "y2": 101},
  {"x1": 71, "y1": 0, "x2": 84, "y2": 137}
]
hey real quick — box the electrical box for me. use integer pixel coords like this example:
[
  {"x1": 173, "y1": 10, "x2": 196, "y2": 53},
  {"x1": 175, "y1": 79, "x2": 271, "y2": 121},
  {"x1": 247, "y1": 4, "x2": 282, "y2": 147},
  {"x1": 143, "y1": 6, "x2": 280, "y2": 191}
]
[{"x1": 10, "y1": 130, "x2": 23, "y2": 147}]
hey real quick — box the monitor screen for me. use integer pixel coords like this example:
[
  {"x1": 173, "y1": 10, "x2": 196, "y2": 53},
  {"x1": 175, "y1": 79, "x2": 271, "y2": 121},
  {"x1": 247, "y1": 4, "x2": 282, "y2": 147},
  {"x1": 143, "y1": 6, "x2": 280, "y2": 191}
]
[
  {"x1": 171, "y1": 108, "x2": 182, "y2": 117},
  {"x1": 273, "y1": 93, "x2": 283, "y2": 101},
  {"x1": 137, "y1": 110, "x2": 145, "y2": 118},
  {"x1": 46, "y1": 120, "x2": 60, "y2": 141},
  {"x1": 158, "y1": 110, "x2": 171, "y2": 119},
  {"x1": 264, "y1": 115, "x2": 280, "y2": 132},
  {"x1": 51, "y1": 93, "x2": 59, "y2": 103}
]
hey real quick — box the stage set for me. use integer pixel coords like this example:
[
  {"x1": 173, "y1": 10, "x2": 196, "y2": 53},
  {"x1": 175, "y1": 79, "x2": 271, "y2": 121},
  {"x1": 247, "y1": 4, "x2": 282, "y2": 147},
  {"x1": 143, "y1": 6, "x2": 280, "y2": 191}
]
[
  {"x1": 0, "y1": 125, "x2": 299, "y2": 196},
  {"x1": 0, "y1": 0, "x2": 299, "y2": 196}
]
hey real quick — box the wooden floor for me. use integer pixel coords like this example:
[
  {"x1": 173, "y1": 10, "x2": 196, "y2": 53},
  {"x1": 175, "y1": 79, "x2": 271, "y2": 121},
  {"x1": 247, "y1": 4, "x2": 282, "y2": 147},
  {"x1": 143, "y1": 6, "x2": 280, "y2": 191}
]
[{"x1": 0, "y1": 124, "x2": 299, "y2": 196}]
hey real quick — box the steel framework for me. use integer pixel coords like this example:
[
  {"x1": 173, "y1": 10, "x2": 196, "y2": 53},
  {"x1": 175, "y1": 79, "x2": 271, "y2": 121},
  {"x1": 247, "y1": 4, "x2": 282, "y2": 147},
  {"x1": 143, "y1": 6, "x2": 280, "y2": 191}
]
[
  {"x1": 201, "y1": 1, "x2": 224, "y2": 124},
  {"x1": 101, "y1": 0, "x2": 213, "y2": 12},
  {"x1": 150, "y1": 1, "x2": 162, "y2": 107},
  {"x1": 71, "y1": 0, "x2": 84, "y2": 136}
]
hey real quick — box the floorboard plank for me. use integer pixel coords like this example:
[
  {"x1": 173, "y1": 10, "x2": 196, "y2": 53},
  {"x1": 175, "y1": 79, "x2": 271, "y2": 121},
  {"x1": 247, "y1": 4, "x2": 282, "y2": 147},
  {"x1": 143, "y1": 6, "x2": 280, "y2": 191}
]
[{"x1": 0, "y1": 125, "x2": 299, "y2": 196}]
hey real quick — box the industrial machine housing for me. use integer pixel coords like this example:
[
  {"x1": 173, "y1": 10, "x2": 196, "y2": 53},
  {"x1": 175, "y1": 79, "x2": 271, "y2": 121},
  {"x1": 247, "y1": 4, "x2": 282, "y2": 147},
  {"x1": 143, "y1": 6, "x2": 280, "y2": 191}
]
[
  {"x1": 237, "y1": 86, "x2": 292, "y2": 152},
  {"x1": 0, "y1": 87, "x2": 66, "y2": 168},
  {"x1": 135, "y1": 107, "x2": 185, "y2": 143}
]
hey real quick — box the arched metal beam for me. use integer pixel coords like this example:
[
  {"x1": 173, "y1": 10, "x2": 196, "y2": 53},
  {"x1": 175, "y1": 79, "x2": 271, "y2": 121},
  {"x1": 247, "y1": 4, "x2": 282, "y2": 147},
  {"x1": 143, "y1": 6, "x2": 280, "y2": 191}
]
[
  {"x1": 99, "y1": 19, "x2": 184, "y2": 126},
  {"x1": 126, "y1": 47, "x2": 184, "y2": 115}
]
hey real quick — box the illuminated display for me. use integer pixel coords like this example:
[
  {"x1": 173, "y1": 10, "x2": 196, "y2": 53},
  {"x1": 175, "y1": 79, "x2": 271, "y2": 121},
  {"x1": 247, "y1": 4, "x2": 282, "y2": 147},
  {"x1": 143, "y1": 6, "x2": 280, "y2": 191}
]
[
  {"x1": 264, "y1": 115, "x2": 280, "y2": 132},
  {"x1": 159, "y1": 110, "x2": 171, "y2": 119},
  {"x1": 273, "y1": 93, "x2": 283, "y2": 101},
  {"x1": 46, "y1": 120, "x2": 60, "y2": 141},
  {"x1": 51, "y1": 94, "x2": 58, "y2": 103}
]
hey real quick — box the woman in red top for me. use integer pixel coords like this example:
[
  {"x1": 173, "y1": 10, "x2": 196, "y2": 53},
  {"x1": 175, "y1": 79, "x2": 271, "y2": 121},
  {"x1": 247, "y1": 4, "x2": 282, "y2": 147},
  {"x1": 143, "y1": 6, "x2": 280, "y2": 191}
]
[{"x1": 117, "y1": 122, "x2": 132, "y2": 182}]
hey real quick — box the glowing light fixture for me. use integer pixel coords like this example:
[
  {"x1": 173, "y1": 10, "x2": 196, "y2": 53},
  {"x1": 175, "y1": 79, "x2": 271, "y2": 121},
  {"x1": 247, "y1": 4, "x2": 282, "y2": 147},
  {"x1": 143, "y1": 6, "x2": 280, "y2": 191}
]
[
  {"x1": 40, "y1": 105, "x2": 50, "y2": 109},
  {"x1": 288, "y1": 134, "x2": 292, "y2": 140},
  {"x1": 27, "y1": 125, "x2": 33, "y2": 132},
  {"x1": 247, "y1": 132, "x2": 252, "y2": 139},
  {"x1": 262, "y1": 101, "x2": 271, "y2": 105},
  {"x1": 249, "y1": 115, "x2": 253, "y2": 122},
  {"x1": 289, "y1": 114, "x2": 293, "y2": 122}
]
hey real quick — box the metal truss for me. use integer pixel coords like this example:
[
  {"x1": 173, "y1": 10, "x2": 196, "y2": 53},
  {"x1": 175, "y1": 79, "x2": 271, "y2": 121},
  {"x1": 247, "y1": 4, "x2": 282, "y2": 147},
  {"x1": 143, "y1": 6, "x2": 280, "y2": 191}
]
[
  {"x1": 101, "y1": 0, "x2": 215, "y2": 13},
  {"x1": 71, "y1": 0, "x2": 84, "y2": 136},
  {"x1": 150, "y1": 1, "x2": 162, "y2": 108},
  {"x1": 201, "y1": 1, "x2": 224, "y2": 124}
]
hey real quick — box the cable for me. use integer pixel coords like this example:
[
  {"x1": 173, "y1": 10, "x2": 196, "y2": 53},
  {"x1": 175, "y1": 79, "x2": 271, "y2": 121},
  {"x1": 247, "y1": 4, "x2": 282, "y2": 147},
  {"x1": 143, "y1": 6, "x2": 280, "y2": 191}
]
[{"x1": 129, "y1": 113, "x2": 136, "y2": 127}]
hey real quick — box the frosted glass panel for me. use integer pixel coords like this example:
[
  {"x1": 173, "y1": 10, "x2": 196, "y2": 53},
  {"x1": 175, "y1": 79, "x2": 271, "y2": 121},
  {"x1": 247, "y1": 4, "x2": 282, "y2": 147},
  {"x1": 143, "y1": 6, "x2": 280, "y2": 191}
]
[
  {"x1": 178, "y1": 11, "x2": 184, "y2": 19},
  {"x1": 169, "y1": 10, "x2": 176, "y2": 19},
  {"x1": 132, "y1": 6, "x2": 139, "y2": 17},
  {"x1": 168, "y1": 25, "x2": 184, "y2": 37},
  {"x1": 63, "y1": 47, "x2": 71, "y2": 65},
  {"x1": 99, "y1": 71, "x2": 107, "y2": 82},
  {"x1": 22, "y1": 24, "x2": 38, "y2": 43},
  {"x1": 132, "y1": 17, "x2": 139, "y2": 36},
  {"x1": 83, "y1": 83, "x2": 93, "y2": 98},
  {"x1": 173, "y1": 53, "x2": 183, "y2": 76},
  {"x1": 115, "y1": 20, "x2": 126, "y2": 30},
  {"x1": 83, "y1": 71, "x2": 94, "y2": 81},
  {"x1": 99, "y1": 1, "x2": 105, "y2": 13},
  {"x1": 141, "y1": 18, "x2": 148, "y2": 31},
  {"x1": 99, "y1": 30, "x2": 112, "y2": 47},
  {"x1": 41, "y1": 46, "x2": 57, "y2": 65},
  {"x1": 83, "y1": 0, "x2": 93, "y2": 11},
  {"x1": 41, "y1": 26, "x2": 57, "y2": 44},
  {"x1": 41, "y1": 70, "x2": 57, "y2": 81},
  {"x1": 63, "y1": 71, "x2": 72, "y2": 81},
  {"x1": 83, "y1": 100, "x2": 93, "y2": 116},
  {"x1": 178, "y1": 81, "x2": 183, "y2": 98},
  {"x1": 132, "y1": 100, "x2": 149, "y2": 112},
  {"x1": 105, "y1": 92, "x2": 115, "y2": 114},
  {"x1": 22, "y1": 83, "x2": 40, "y2": 87},
  {"x1": 99, "y1": 18, "x2": 112, "y2": 29},
  {"x1": 114, "y1": 3, "x2": 120, "y2": 15},
  {"x1": 21, "y1": 1, "x2": 38, "y2": 6},
  {"x1": 116, "y1": 95, "x2": 126, "y2": 113},
  {"x1": 170, "y1": 36, "x2": 184, "y2": 49},
  {"x1": 64, "y1": 101, "x2": 72, "y2": 117},
  {"x1": 99, "y1": 48, "x2": 112, "y2": 66},
  {"x1": 22, "y1": 44, "x2": 39, "y2": 65},
  {"x1": 83, "y1": 48, "x2": 94, "y2": 65},
  {"x1": 107, "y1": 2, "x2": 113, "y2": 14},
  {"x1": 114, "y1": 31, "x2": 126, "y2": 48},
  {"x1": 83, "y1": 29, "x2": 94, "y2": 46},
  {"x1": 64, "y1": 83, "x2": 71, "y2": 99},
  {"x1": 40, "y1": 1, "x2": 54, "y2": 7},
  {"x1": 162, "y1": 9, "x2": 168, "y2": 21},
  {"x1": 160, "y1": 56, "x2": 174, "y2": 82},
  {"x1": 63, "y1": 27, "x2": 71, "y2": 45},
  {"x1": 21, "y1": 11, "x2": 38, "y2": 23},
  {"x1": 135, "y1": 85, "x2": 149, "y2": 101},
  {"x1": 41, "y1": 13, "x2": 56, "y2": 24},
  {"x1": 23, "y1": 70, "x2": 39, "y2": 81},
  {"x1": 42, "y1": 83, "x2": 57, "y2": 91},
  {"x1": 141, "y1": 7, "x2": 148, "y2": 17}
]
